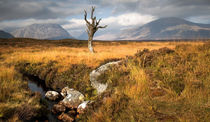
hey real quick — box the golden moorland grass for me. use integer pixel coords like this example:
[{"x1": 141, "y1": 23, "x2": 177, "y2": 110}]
[
  {"x1": 0, "y1": 39, "x2": 204, "y2": 69},
  {"x1": 81, "y1": 42, "x2": 210, "y2": 122},
  {"x1": 0, "y1": 38, "x2": 208, "y2": 121}
]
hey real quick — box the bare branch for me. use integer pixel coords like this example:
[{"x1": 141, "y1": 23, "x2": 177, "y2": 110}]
[
  {"x1": 91, "y1": 6, "x2": 95, "y2": 19},
  {"x1": 84, "y1": 10, "x2": 90, "y2": 25},
  {"x1": 86, "y1": 23, "x2": 90, "y2": 28},
  {"x1": 97, "y1": 25, "x2": 108, "y2": 29},
  {"x1": 96, "y1": 18, "x2": 101, "y2": 26},
  {"x1": 92, "y1": 17, "x2": 96, "y2": 25}
]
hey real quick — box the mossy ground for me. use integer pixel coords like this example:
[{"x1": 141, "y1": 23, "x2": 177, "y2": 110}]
[
  {"x1": 0, "y1": 66, "x2": 47, "y2": 121},
  {"x1": 79, "y1": 42, "x2": 210, "y2": 122},
  {"x1": 0, "y1": 38, "x2": 208, "y2": 121}
]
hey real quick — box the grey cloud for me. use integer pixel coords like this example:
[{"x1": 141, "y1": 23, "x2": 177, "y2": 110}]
[
  {"x1": 1, "y1": 0, "x2": 210, "y2": 22},
  {"x1": 94, "y1": 0, "x2": 210, "y2": 19},
  {"x1": 0, "y1": 0, "x2": 90, "y2": 21},
  {"x1": 0, "y1": 0, "x2": 53, "y2": 20}
]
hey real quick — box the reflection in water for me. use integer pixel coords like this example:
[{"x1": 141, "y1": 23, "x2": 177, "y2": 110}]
[
  {"x1": 28, "y1": 80, "x2": 45, "y2": 97},
  {"x1": 26, "y1": 77, "x2": 60, "y2": 122}
]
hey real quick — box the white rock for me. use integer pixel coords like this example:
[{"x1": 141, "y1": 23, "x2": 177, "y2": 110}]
[
  {"x1": 45, "y1": 91, "x2": 60, "y2": 101},
  {"x1": 78, "y1": 101, "x2": 89, "y2": 109},
  {"x1": 60, "y1": 87, "x2": 84, "y2": 108},
  {"x1": 77, "y1": 101, "x2": 92, "y2": 114},
  {"x1": 90, "y1": 61, "x2": 121, "y2": 94},
  {"x1": 61, "y1": 87, "x2": 74, "y2": 97}
]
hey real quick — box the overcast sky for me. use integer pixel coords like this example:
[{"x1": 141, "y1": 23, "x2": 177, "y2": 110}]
[{"x1": 0, "y1": 0, "x2": 210, "y2": 39}]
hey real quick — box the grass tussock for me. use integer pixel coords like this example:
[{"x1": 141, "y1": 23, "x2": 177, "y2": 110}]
[
  {"x1": 0, "y1": 66, "x2": 45, "y2": 121},
  {"x1": 0, "y1": 38, "x2": 208, "y2": 121},
  {"x1": 79, "y1": 42, "x2": 210, "y2": 122}
]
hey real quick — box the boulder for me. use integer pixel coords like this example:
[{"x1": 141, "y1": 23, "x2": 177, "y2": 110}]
[
  {"x1": 45, "y1": 91, "x2": 60, "y2": 101},
  {"x1": 60, "y1": 87, "x2": 84, "y2": 109},
  {"x1": 58, "y1": 113, "x2": 74, "y2": 122},
  {"x1": 52, "y1": 103, "x2": 66, "y2": 114},
  {"x1": 61, "y1": 87, "x2": 75, "y2": 97},
  {"x1": 90, "y1": 61, "x2": 121, "y2": 94}
]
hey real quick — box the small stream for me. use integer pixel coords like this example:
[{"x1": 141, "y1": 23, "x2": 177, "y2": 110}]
[
  {"x1": 24, "y1": 60, "x2": 121, "y2": 121},
  {"x1": 25, "y1": 76, "x2": 60, "y2": 122}
]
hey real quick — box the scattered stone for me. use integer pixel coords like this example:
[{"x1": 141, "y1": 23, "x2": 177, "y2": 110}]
[
  {"x1": 61, "y1": 87, "x2": 74, "y2": 97},
  {"x1": 52, "y1": 103, "x2": 66, "y2": 114},
  {"x1": 60, "y1": 87, "x2": 84, "y2": 109},
  {"x1": 90, "y1": 61, "x2": 121, "y2": 94},
  {"x1": 58, "y1": 113, "x2": 74, "y2": 122},
  {"x1": 77, "y1": 101, "x2": 90, "y2": 114},
  {"x1": 45, "y1": 91, "x2": 60, "y2": 101},
  {"x1": 67, "y1": 110, "x2": 77, "y2": 118}
]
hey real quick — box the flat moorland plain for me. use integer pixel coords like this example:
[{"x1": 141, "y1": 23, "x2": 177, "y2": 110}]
[{"x1": 0, "y1": 38, "x2": 209, "y2": 121}]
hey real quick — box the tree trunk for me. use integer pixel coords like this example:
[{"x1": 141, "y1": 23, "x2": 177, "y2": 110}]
[
  {"x1": 88, "y1": 36, "x2": 94, "y2": 53},
  {"x1": 84, "y1": 7, "x2": 107, "y2": 53}
]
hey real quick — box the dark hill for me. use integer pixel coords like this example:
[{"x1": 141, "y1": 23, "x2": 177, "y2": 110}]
[{"x1": 0, "y1": 30, "x2": 14, "y2": 39}]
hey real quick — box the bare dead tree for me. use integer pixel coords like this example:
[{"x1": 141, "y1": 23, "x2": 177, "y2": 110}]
[{"x1": 84, "y1": 6, "x2": 107, "y2": 53}]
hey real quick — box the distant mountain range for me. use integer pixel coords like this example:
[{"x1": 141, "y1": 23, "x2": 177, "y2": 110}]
[
  {"x1": 11, "y1": 24, "x2": 73, "y2": 40},
  {"x1": 119, "y1": 17, "x2": 210, "y2": 40},
  {"x1": 0, "y1": 30, "x2": 14, "y2": 39},
  {"x1": 1, "y1": 17, "x2": 210, "y2": 40}
]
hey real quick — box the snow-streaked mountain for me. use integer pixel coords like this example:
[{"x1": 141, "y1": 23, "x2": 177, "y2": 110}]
[
  {"x1": 12, "y1": 24, "x2": 73, "y2": 40},
  {"x1": 119, "y1": 17, "x2": 210, "y2": 40},
  {"x1": 0, "y1": 30, "x2": 14, "y2": 39}
]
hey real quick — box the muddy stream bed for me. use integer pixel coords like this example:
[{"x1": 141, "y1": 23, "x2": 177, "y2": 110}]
[
  {"x1": 25, "y1": 76, "x2": 60, "y2": 122},
  {"x1": 23, "y1": 60, "x2": 121, "y2": 121}
]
